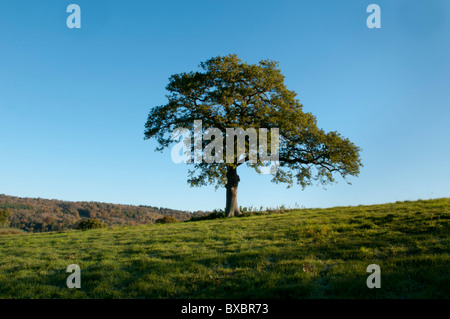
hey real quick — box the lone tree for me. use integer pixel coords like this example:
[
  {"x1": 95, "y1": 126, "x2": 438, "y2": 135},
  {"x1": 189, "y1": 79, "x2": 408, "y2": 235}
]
[{"x1": 144, "y1": 54, "x2": 362, "y2": 217}]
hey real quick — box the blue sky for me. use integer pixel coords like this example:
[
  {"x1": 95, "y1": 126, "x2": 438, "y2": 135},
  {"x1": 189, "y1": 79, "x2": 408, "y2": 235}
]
[{"x1": 0, "y1": 0, "x2": 449, "y2": 211}]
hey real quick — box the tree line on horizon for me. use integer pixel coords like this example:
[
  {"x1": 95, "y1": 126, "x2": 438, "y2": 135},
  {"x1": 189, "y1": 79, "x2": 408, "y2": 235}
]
[{"x1": 0, "y1": 194, "x2": 199, "y2": 233}]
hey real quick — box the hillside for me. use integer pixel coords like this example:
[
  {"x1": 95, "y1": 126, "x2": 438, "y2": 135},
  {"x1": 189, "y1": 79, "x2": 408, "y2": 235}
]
[
  {"x1": 0, "y1": 194, "x2": 195, "y2": 232},
  {"x1": 0, "y1": 198, "x2": 448, "y2": 298}
]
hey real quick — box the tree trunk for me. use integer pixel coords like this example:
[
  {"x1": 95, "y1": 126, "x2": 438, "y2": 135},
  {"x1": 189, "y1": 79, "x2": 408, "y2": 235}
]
[{"x1": 225, "y1": 166, "x2": 242, "y2": 217}]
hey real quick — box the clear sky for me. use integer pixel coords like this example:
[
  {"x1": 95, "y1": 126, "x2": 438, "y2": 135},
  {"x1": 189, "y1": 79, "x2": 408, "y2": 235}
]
[{"x1": 0, "y1": 0, "x2": 449, "y2": 211}]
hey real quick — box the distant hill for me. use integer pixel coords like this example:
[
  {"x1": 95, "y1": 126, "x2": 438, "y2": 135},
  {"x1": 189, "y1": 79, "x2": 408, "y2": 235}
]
[{"x1": 0, "y1": 194, "x2": 197, "y2": 232}]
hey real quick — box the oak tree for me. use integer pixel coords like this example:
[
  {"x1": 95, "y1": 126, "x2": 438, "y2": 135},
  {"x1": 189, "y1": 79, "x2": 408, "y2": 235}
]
[{"x1": 144, "y1": 54, "x2": 362, "y2": 217}]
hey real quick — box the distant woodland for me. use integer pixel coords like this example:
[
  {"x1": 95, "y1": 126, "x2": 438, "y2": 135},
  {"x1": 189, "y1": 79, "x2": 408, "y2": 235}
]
[{"x1": 0, "y1": 194, "x2": 198, "y2": 233}]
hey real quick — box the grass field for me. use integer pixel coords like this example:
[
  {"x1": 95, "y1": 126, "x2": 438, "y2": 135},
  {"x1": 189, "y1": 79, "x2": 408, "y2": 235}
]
[{"x1": 0, "y1": 198, "x2": 449, "y2": 299}]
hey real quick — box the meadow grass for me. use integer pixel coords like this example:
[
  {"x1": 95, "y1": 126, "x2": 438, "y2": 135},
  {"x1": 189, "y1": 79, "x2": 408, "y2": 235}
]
[{"x1": 0, "y1": 198, "x2": 448, "y2": 299}]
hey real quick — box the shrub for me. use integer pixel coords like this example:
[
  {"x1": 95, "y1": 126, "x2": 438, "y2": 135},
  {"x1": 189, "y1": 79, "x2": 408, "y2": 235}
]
[
  {"x1": 0, "y1": 209, "x2": 10, "y2": 227},
  {"x1": 77, "y1": 218, "x2": 106, "y2": 230},
  {"x1": 155, "y1": 216, "x2": 178, "y2": 224},
  {"x1": 189, "y1": 209, "x2": 225, "y2": 222},
  {"x1": 0, "y1": 228, "x2": 25, "y2": 236}
]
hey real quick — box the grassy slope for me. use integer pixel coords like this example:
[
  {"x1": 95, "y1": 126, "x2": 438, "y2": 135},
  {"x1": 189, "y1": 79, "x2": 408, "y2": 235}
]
[{"x1": 0, "y1": 198, "x2": 449, "y2": 299}]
